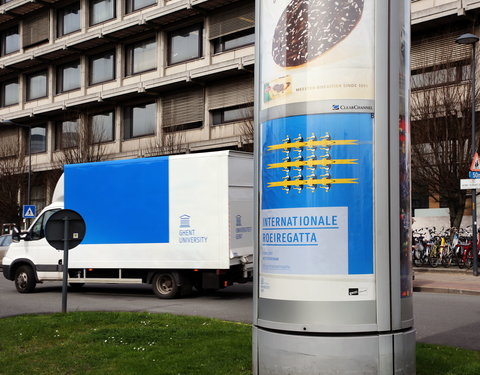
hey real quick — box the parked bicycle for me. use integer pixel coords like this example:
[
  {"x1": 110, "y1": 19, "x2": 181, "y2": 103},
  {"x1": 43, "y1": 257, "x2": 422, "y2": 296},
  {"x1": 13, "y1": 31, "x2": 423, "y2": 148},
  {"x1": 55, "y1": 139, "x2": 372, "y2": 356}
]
[
  {"x1": 411, "y1": 226, "x2": 479, "y2": 269},
  {"x1": 456, "y1": 236, "x2": 480, "y2": 269},
  {"x1": 412, "y1": 229, "x2": 428, "y2": 267}
]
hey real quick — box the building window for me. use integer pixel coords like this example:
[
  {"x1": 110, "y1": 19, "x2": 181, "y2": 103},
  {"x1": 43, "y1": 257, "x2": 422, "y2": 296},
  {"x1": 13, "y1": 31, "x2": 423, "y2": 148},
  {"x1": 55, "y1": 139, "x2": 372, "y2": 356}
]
[
  {"x1": 213, "y1": 29, "x2": 254, "y2": 53},
  {"x1": 209, "y1": 3, "x2": 254, "y2": 53},
  {"x1": 26, "y1": 71, "x2": 48, "y2": 101},
  {"x1": 55, "y1": 120, "x2": 79, "y2": 150},
  {"x1": 168, "y1": 24, "x2": 202, "y2": 65},
  {"x1": 90, "y1": 0, "x2": 115, "y2": 26},
  {"x1": 89, "y1": 50, "x2": 115, "y2": 85},
  {"x1": 207, "y1": 75, "x2": 254, "y2": 126},
  {"x1": 126, "y1": 0, "x2": 156, "y2": 13},
  {"x1": 23, "y1": 12, "x2": 50, "y2": 48},
  {"x1": 30, "y1": 125, "x2": 47, "y2": 154},
  {"x1": 1, "y1": 26, "x2": 19, "y2": 55},
  {"x1": 0, "y1": 127, "x2": 19, "y2": 157},
  {"x1": 90, "y1": 111, "x2": 114, "y2": 143},
  {"x1": 162, "y1": 88, "x2": 204, "y2": 132},
  {"x1": 211, "y1": 104, "x2": 253, "y2": 125},
  {"x1": 1, "y1": 79, "x2": 19, "y2": 107},
  {"x1": 125, "y1": 38, "x2": 156, "y2": 75},
  {"x1": 124, "y1": 102, "x2": 156, "y2": 139},
  {"x1": 57, "y1": 61, "x2": 81, "y2": 93},
  {"x1": 411, "y1": 61, "x2": 470, "y2": 90},
  {"x1": 58, "y1": 2, "x2": 81, "y2": 37}
]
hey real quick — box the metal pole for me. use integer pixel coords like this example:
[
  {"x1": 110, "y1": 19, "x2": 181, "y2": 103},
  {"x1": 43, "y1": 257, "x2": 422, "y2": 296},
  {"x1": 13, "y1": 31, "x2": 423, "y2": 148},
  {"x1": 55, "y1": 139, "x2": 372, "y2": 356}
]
[
  {"x1": 27, "y1": 127, "x2": 31, "y2": 206},
  {"x1": 472, "y1": 44, "x2": 479, "y2": 277},
  {"x1": 61, "y1": 217, "x2": 69, "y2": 313}
]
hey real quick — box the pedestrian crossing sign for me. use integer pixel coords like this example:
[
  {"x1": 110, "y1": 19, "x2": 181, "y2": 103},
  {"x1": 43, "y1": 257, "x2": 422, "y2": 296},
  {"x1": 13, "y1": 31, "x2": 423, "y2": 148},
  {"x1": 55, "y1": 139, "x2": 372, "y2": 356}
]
[
  {"x1": 22, "y1": 205, "x2": 36, "y2": 219},
  {"x1": 470, "y1": 152, "x2": 480, "y2": 172}
]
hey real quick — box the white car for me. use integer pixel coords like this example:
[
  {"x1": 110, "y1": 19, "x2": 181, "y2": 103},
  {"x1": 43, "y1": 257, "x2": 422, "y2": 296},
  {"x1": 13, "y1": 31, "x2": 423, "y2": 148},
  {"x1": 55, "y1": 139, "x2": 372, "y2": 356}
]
[{"x1": 0, "y1": 234, "x2": 12, "y2": 266}]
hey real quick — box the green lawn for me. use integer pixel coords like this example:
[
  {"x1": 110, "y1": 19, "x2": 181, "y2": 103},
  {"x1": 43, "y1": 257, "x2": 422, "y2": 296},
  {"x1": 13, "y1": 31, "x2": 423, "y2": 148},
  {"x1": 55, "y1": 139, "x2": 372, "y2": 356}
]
[
  {"x1": 0, "y1": 312, "x2": 478, "y2": 375},
  {"x1": 416, "y1": 343, "x2": 480, "y2": 375}
]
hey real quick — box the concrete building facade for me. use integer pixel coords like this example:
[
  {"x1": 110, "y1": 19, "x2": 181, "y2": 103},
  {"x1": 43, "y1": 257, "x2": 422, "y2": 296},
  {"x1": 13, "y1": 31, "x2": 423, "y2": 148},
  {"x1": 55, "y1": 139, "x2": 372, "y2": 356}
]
[
  {"x1": 1, "y1": 0, "x2": 480, "y2": 226},
  {"x1": 0, "y1": 0, "x2": 254, "y2": 220}
]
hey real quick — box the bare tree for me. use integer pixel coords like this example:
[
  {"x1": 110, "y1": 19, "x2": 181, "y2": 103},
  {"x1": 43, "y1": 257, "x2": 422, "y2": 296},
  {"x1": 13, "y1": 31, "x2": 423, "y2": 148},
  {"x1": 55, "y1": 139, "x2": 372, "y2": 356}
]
[
  {"x1": 54, "y1": 116, "x2": 108, "y2": 168},
  {"x1": 146, "y1": 129, "x2": 186, "y2": 157},
  {"x1": 411, "y1": 43, "x2": 478, "y2": 228},
  {"x1": 239, "y1": 106, "x2": 254, "y2": 151},
  {"x1": 0, "y1": 130, "x2": 27, "y2": 227}
]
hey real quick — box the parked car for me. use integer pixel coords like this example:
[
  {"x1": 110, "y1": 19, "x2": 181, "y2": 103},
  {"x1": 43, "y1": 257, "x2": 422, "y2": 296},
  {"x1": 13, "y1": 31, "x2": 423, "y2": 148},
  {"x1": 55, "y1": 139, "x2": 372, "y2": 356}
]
[{"x1": 0, "y1": 234, "x2": 12, "y2": 266}]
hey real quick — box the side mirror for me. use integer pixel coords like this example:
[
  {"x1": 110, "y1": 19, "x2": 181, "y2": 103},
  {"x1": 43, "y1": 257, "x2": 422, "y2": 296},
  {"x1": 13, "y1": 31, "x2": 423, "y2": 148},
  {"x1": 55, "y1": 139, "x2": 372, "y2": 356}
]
[{"x1": 11, "y1": 227, "x2": 21, "y2": 242}]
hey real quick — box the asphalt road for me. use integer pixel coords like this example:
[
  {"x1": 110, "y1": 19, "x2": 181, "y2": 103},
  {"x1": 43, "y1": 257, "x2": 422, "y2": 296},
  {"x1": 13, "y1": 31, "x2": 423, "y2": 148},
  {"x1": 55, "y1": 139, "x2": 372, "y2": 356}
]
[
  {"x1": 413, "y1": 292, "x2": 480, "y2": 351},
  {"x1": 1, "y1": 276, "x2": 479, "y2": 351},
  {"x1": 0, "y1": 277, "x2": 253, "y2": 323}
]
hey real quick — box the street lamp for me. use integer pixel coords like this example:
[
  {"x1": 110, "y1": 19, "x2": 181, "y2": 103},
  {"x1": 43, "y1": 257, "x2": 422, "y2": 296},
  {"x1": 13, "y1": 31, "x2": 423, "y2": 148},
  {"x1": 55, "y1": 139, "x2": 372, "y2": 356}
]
[
  {"x1": 0, "y1": 120, "x2": 32, "y2": 211},
  {"x1": 456, "y1": 33, "x2": 480, "y2": 276}
]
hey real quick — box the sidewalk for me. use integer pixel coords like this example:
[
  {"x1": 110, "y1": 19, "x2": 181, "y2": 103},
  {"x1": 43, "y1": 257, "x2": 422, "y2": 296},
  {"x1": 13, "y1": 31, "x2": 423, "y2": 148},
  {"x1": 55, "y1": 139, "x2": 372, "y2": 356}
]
[{"x1": 413, "y1": 267, "x2": 480, "y2": 295}]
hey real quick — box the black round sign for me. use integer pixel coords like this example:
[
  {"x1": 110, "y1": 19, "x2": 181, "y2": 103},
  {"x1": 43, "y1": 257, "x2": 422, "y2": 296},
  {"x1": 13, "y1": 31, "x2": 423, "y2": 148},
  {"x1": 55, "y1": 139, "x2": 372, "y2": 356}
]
[{"x1": 45, "y1": 209, "x2": 86, "y2": 250}]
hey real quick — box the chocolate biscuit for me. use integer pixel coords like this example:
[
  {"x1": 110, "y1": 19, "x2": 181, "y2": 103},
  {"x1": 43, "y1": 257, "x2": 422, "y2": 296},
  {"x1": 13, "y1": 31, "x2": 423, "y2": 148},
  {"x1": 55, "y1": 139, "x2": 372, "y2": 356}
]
[{"x1": 272, "y1": 0, "x2": 364, "y2": 67}]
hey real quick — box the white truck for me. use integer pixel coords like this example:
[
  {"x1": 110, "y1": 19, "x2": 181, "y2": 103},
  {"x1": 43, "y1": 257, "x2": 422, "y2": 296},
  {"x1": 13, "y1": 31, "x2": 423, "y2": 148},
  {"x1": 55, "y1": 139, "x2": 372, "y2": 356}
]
[{"x1": 2, "y1": 151, "x2": 253, "y2": 298}]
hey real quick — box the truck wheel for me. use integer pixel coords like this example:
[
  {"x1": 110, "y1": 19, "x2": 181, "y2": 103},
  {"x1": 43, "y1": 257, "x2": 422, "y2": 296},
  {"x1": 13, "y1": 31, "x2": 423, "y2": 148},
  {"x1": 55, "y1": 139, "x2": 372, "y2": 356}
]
[
  {"x1": 152, "y1": 272, "x2": 179, "y2": 299},
  {"x1": 14, "y1": 265, "x2": 36, "y2": 293}
]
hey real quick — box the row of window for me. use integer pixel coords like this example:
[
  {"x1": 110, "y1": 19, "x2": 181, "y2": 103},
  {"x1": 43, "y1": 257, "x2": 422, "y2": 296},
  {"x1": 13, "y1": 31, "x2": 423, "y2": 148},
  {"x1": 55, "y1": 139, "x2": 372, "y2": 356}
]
[
  {"x1": 18, "y1": 98, "x2": 253, "y2": 154},
  {"x1": 0, "y1": 1, "x2": 255, "y2": 56},
  {"x1": 1, "y1": 0, "x2": 157, "y2": 55},
  {"x1": 0, "y1": 24, "x2": 254, "y2": 106},
  {"x1": 411, "y1": 61, "x2": 471, "y2": 90},
  {"x1": 1, "y1": 31, "x2": 255, "y2": 105}
]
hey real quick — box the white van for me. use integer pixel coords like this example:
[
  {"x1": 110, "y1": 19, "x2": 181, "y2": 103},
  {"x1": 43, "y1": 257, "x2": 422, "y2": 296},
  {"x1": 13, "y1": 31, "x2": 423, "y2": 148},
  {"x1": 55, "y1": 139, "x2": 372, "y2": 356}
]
[{"x1": 2, "y1": 151, "x2": 253, "y2": 298}]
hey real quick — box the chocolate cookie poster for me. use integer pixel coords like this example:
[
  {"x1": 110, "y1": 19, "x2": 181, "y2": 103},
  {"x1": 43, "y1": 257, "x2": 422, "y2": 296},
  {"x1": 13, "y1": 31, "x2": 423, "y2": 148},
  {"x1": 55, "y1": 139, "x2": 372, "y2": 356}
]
[{"x1": 260, "y1": 0, "x2": 375, "y2": 112}]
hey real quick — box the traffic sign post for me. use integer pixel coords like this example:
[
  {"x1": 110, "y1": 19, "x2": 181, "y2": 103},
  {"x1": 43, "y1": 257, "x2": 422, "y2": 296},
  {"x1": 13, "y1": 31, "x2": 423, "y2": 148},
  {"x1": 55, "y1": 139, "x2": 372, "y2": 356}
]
[
  {"x1": 466, "y1": 151, "x2": 480, "y2": 277},
  {"x1": 45, "y1": 209, "x2": 86, "y2": 313}
]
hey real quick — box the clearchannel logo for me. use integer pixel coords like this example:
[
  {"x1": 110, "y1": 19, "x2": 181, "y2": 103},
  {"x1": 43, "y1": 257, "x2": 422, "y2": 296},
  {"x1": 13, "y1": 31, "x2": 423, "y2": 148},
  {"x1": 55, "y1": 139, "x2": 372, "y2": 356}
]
[{"x1": 332, "y1": 104, "x2": 374, "y2": 111}]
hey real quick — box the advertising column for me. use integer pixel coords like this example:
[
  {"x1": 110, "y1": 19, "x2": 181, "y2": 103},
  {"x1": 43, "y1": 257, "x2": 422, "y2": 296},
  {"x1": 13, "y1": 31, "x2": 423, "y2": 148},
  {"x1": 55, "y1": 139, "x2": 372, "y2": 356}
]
[
  {"x1": 253, "y1": 1, "x2": 415, "y2": 374},
  {"x1": 259, "y1": 0, "x2": 375, "y2": 318}
]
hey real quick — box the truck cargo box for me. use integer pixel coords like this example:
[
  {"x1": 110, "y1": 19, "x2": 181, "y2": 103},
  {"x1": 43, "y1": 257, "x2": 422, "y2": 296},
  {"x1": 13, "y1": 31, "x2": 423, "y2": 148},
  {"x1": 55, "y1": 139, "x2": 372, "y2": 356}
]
[{"x1": 61, "y1": 151, "x2": 253, "y2": 270}]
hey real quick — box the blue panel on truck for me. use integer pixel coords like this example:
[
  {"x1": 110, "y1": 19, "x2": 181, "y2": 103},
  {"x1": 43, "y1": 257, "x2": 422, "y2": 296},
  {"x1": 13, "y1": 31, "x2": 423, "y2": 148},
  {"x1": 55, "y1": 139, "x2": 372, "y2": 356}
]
[{"x1": 64, "y1": 157, "x2": 169, "y2": 244}]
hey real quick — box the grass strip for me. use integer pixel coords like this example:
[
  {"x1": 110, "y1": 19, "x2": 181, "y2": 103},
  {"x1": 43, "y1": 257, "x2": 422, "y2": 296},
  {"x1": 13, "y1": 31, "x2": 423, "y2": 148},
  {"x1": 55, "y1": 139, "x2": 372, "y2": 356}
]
[
  {"x1": 416, "y1": 343, "x2": 480, "y2": 375},
  {"x1": 0, "y1": 312, "x2": 478, "y2": 375},
  {"x1": 0, "y1": 312, "x2": 251, "y2": 375}
]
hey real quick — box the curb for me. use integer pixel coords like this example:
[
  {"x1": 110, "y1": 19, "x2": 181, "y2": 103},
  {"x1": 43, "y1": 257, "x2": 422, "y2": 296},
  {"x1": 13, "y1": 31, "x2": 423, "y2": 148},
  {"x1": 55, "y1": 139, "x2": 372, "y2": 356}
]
[
  {"x1": 413, "y1": 267, "x2": 473, "y2": 274},
  {"x1": 413, "y1": 286, "x2": 480, "y2": 296}
]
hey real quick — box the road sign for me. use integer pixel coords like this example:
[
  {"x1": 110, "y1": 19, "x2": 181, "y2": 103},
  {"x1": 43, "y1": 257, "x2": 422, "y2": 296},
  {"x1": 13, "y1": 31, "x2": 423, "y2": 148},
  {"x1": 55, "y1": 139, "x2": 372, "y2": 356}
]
[
  {"x1": 22, "y1": 205, "x2": 36, "y2": 219},
  {"x1": 460, "y1": 179, "x2": 480, "y2": 189},
  {"x1": 469, "y1": 171, "x2": 480, "y2": 179},
  {"x1": 45, "y1": 209, "x2": 86, "y2": 250},
  {"x1": 471, "y1": 152, "x2": 480, "y2": 171}
]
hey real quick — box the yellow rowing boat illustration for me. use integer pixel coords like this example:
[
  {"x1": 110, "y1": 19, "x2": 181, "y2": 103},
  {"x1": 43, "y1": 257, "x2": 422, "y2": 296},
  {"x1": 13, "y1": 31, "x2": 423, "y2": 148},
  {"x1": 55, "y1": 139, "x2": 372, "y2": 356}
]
[
  {"x1": 268, "y1": 159, "x2": 358, "y2": 169},
  {"x1": 267, "y1": 139, "x2": 358, "y2": 151},
  {"x1": 267, "y1": 178, "x2": 358, "y2": 188}
]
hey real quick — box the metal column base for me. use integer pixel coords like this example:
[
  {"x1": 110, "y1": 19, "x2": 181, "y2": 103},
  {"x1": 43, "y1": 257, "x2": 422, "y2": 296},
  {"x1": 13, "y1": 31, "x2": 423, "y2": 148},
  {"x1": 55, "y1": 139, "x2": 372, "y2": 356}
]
[{"x1": 253, "y1": 326, "x2": 416, "y2": 375}]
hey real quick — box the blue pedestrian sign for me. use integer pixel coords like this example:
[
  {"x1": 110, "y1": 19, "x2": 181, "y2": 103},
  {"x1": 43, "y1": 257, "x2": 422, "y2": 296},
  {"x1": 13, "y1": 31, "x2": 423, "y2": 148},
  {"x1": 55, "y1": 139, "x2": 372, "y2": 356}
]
[{"x1": 23, "y1": 205, "x2": 36, "y2": 219}]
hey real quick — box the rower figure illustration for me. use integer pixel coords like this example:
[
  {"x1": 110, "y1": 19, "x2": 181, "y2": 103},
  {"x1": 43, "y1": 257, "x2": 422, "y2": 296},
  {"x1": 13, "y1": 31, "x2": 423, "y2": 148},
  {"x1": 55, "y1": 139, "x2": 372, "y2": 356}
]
[{"x1": 267, "y1": 132, "x2": 359, "y2": 193}]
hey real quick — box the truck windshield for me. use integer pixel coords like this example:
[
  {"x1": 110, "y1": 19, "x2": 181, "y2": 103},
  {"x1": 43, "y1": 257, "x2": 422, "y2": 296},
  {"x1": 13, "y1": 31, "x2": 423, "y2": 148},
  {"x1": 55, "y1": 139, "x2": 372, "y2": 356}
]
[{"x1": 29, "y1": 209, "x2": 61, "y2": 240}]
